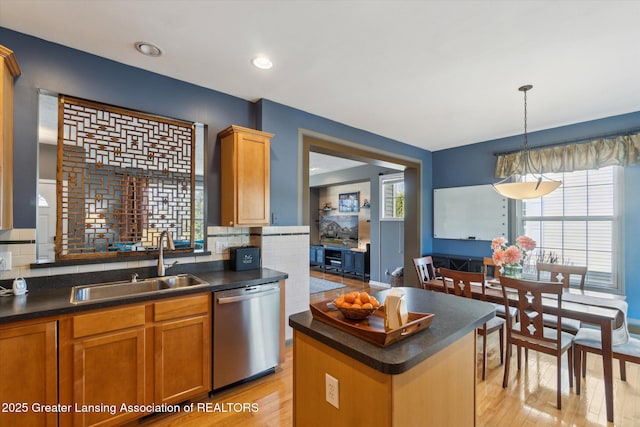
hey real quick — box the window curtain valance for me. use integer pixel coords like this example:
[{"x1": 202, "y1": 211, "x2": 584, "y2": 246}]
[{"x1": 495, "y1": 133, "x2": 640, "y2": 178}]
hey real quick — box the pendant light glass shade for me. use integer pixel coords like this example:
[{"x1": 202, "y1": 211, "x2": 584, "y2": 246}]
[
  {"x1": 493, "y1": 85, "x2": 561, "y2": 200},
  {"x1": 492, "y1": 180, "x2": 561, "y2": 199}
]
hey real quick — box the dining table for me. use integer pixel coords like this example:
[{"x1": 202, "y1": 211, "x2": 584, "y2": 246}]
[{"x1": 425, "y1": 276, "x2": 625, "y2": 423}]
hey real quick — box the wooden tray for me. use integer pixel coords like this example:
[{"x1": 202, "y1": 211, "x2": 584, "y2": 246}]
[{"x1": 309, "y1": 301, "x2": 435, "y2": 347}]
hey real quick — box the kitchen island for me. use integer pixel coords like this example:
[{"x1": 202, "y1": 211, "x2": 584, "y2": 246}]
[{"x1": 289, "y1": 287, "x2": 495, "y2": 427}]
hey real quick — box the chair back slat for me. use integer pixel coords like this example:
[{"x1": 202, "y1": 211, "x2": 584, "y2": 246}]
[
  {"x1": 536, "y1": 262, "x2": 587, "y2": 290},
  {"x1": 483, "y1": 256, "x2": 501, "y2": 279},
  {"x1": 500, "y1": 276, "x2": 563, "y2": 347},
  {"x1": 439, "y1": 268, "x2": 485, "y2": 300},
  {"x1": 413, "y1": 256, "x2": 436, "y2": 290}
]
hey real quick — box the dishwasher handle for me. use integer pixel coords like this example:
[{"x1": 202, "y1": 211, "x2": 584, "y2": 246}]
[{"x1": 216, "y1": 286, "x2": 280, "y2": 305}]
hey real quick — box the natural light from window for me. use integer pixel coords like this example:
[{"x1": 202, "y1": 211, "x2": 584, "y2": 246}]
[
  {"x1": 380, "y1": 173, "x2": 404, "y2": 220},
  {"x1": 517, "y1": 166, "x2": 621, "y2": 290}
]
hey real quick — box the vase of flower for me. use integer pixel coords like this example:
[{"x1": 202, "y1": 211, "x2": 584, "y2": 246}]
[
  {"x1": 491, "y1": 235, "x2": 536, "y2": 279},
  {"x1": 503, "y1": 263, "x2": 523, "y2": 278}
]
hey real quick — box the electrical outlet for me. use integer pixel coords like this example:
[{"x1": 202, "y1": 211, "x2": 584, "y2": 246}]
[
  {"x1": 325, "y1": 373, "x2": 339, "y2": 409},
  {"x1": 0, "y1": 252, "x2": 11, "y2": 271},
  {"x1": 215, "y1": 241, "x2": 229, "y2": 254}
]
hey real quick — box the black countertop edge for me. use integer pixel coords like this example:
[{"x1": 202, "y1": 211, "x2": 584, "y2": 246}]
[
  {"x1": 0, "y1": 268, "x2": 288, "y2": 325},
  {"x1": 289, "y1": 287, "x2": 495, "y2": 375}
]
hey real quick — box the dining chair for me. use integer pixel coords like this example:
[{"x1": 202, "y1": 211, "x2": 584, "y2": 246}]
[
  {"x1": 440, "y1": 268, "x2": 504, "y2": 380},
  {"x1": 573, "y1": 300, "x2": 638, "y2": 393},
  {"x1": 483, "y1": 257, "x2": 500, "y2": 279},
  {"x1": 483, "y1": 257, "x2": 518, "y2": 322},
  {"x1": 413, "y1": 256, "x2": 437, "y2": 290},
  {"x1": 537, "y1": 262, "x2": 587, "y2": 290},
  {"x1": 536, "y1": 263, "x2": 587, "y2": 335},
  {"x1": 499, "y1": 276, "x2": 574, "y2": 409}
]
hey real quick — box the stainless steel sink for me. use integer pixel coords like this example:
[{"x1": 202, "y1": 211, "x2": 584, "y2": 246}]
[
  {"x1": 162, "y1": 274, "x2": 206, "y2": 288},
  {"x1": 70, "y1": 274, "x2": 209, "y2": 303}
]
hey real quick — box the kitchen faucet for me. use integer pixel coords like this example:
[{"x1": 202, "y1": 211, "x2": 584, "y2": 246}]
[{"x1": 157, "y1": 230, "x2": 178, "y2": 276}]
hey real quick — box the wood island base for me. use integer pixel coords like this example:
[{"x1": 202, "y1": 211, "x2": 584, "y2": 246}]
[{"x1": 293, "y1": 330, "x2": 476, "y2": 426}]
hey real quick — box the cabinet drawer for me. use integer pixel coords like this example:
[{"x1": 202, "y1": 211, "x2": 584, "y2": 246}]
[
  {"x1": 73, "y1": 305, "x2": 145, "y2": 338},
  {"x1": 154, "y1": 294, "x2": 210, "y2": 322}
]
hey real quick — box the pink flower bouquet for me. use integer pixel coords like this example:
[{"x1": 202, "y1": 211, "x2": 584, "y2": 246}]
[{"x1": 491, "y1": 235, "x2": 536, "y2": 268}]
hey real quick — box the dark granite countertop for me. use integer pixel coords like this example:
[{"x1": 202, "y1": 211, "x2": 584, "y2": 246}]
[
  {"x1": 289, "y1": 287, "x2": 494, "y2": 375},
  {"x1": 0, "y1": 267, "x2": 288, "y2": 325}
]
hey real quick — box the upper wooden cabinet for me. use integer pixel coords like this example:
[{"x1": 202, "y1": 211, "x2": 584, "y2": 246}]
[
  {"x1": 219, "y1": 125, "x2": 274, "y2": 226},
  {"x1": 0, "y1": 45, "x2": 20, "y2": 230}
]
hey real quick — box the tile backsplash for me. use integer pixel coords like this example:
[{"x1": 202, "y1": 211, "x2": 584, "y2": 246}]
[
  {"x1": 251, "y1": 226, "x2": 310, "y2": 342},
  {"x1": 1, "y1": 226, "x2": 308, "y2": 341},
  {"x1": 0, "y1": 226, "x2": 252, "y2": 281}
]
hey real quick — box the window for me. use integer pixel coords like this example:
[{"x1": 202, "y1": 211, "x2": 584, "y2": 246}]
[
  {"x1": 380, "y1": 173, "x2": 404, "y2": 220},
  {"x1": 517, "y1": 166, "x2": 622, "y2": 290}
]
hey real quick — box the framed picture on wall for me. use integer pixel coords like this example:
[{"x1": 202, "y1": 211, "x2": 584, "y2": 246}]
[{"x1": 339, "y1": 192, "x2": 359, "y2": 213}]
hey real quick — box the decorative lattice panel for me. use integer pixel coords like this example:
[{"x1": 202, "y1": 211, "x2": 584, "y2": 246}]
[{"x1": 56, "y1": 96, "x2": 194, "y2": 259}]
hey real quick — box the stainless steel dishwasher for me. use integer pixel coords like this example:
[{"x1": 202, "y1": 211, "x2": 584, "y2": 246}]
[{"x1": 213, "y1": 282, "x2": 280, "y2": 390}]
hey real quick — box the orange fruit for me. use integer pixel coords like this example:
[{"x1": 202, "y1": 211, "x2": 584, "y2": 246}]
[
  {"x1": 354, "y1": 298, "x2": 362, "y2": 306},
  {"x1": 370, "y1": 297, "x2": 380, "y2": 307},
  {"x1": 335, "y1": 296, "x2": 345, "y2": 306},
  {"x1": 351, "y1": 303, "x2": 362, "y2": 309},
  {"x1": 344, "y1": 293, "x2": 356, "y2": 303},
  {"x1": 341, "y1": 302, "x2": 352, "y2": 308},
  {"x1": 362, "y1": 302, "x2": 373, "y2": 309},
  {"x1": 359, "y1": 292, "x2": 370, "y2": 304}
]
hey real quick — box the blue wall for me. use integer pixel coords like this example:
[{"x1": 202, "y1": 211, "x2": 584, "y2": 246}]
[
  {"x1": 258, "y1": 99, "x2": 433, "y2": 253},
  {"x1": 432, "y1": 113, "x2": 640, "y2": 322}
]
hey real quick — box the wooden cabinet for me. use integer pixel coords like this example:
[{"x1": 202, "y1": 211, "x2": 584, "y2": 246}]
[
  {"x1": 0, "y1": 45, "x2": 20, "y2": 230},
  {"x1": 219, "y1": 125, "x2": 274, "y2": 226},
  {"x1": 153, "y1": 294, "x2": 211, "y2": 404},
  {"x1": 0, "y1": 319, "x2": 57, "y2": 427},
  {"x1": 67, "y1": 305, "x2": 146, "y2": 427},
  {"x1": 59, "y1": 293, "x2": 212, "y2": 426}
]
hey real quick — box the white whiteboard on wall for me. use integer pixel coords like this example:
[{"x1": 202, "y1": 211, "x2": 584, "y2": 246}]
[{"x1": 433, "y1": 185, "x2": 508, "y2": 241}]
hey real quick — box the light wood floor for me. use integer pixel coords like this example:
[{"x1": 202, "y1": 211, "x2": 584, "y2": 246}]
[{"x1": 138, "y1": 270, "x2": 640, "y2": 426}]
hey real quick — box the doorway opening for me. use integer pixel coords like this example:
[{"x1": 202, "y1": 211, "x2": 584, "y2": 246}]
[{"x1": 301, "y1": 133, "x2": 422, "y2": 286}]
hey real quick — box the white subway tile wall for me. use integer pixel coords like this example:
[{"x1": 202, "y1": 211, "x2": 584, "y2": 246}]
[
  {"x1": 0, "y1": 227, "x2": 250, "y2": 280},
  {"x1": 252, "y1": 226, "x2": 310, "y2": 341}
]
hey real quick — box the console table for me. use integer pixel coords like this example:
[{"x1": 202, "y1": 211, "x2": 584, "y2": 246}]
[
  {"x1": 431, "y1": 253, "x2": 484, "y2": 273},
  {"x1": 310, "y1": 245, "x2": 370, "y2": 281}
]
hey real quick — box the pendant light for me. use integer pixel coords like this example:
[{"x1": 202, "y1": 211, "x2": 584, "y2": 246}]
[{"x1": 493, "y1": 85, "x2": 561, "y2": 199}]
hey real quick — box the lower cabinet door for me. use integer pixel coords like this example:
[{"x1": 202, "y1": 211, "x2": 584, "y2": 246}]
[
  {"x1": 154, "y1": 315, "x2": 211, "y2": 404},
  {"x1": 0, "y1": 320, "x2": 57, "y2": 427},
  {"x1": 73, "y1": 328, "x2": 146, "y2": 427}
]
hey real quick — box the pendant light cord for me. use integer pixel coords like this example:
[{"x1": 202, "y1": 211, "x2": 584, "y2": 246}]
[{"x1": 520, "y1": 85, "x2": 532, "y2": 175}]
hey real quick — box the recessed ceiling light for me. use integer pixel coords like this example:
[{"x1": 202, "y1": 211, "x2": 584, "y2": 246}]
[
  {"x1": 134, "y1": 42, "x2": 162, "y2": 57},
  {"x1": 251, "y1": 56, "x2": 273, "y2": 70}
]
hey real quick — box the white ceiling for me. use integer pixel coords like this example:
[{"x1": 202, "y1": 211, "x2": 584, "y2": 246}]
[
  {"x1": 2, "y1": 1, "x2": 640, "y2": 152},
  {"x1": 309, "y1": 152, "x2": 367, "y2": 176}
]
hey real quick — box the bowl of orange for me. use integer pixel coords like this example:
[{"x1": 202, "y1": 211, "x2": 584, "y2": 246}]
[{"x1": 333, "y1": 291, "x2": 382, "y2": 320}]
